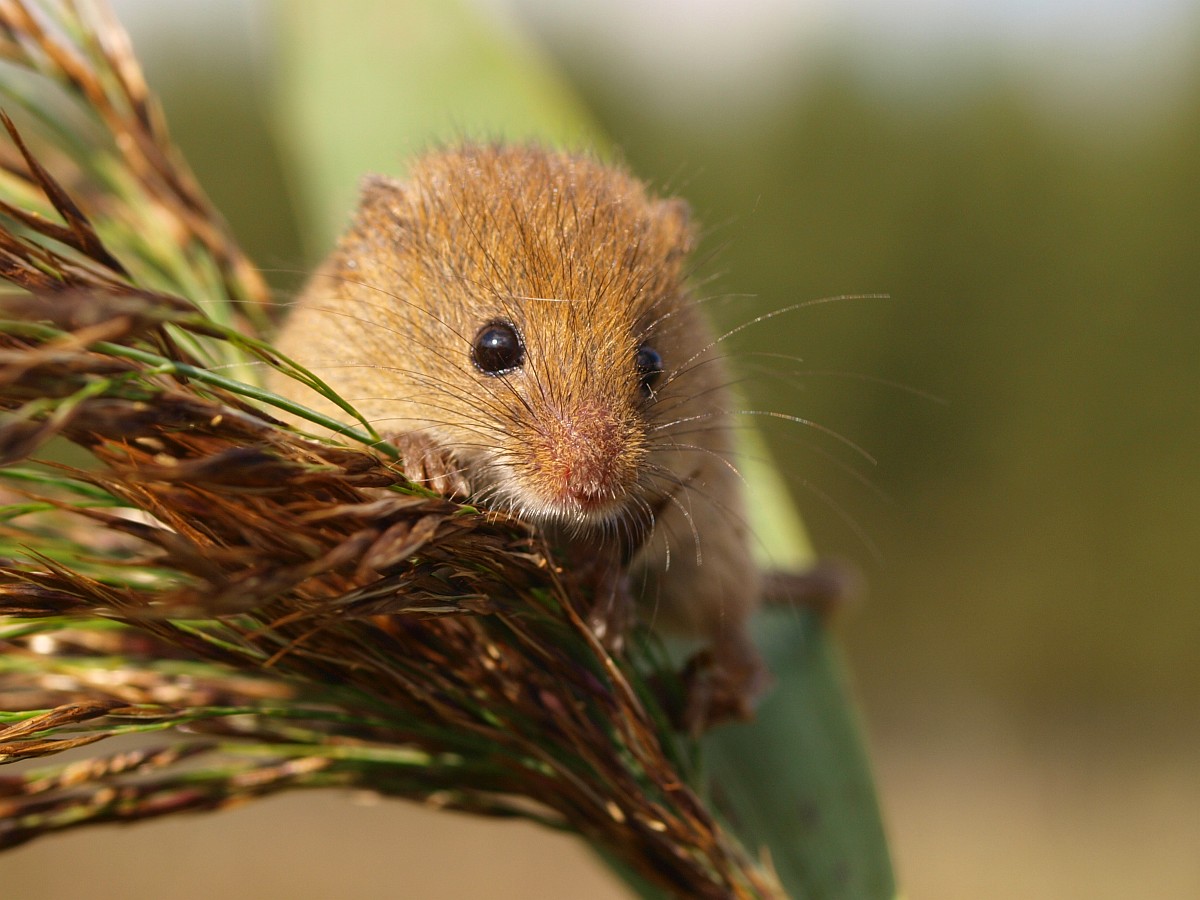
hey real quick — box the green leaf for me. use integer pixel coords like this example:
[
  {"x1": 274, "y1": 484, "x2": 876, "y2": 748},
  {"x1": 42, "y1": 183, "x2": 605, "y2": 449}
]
[{"x1": 706, "y1": 607, "x2": 897, "y2": 899}]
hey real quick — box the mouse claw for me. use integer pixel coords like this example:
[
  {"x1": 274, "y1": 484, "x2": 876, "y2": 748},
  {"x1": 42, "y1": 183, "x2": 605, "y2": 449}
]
[{"x1": 388, "y1": 432, "x2": 470, "y2": 499}]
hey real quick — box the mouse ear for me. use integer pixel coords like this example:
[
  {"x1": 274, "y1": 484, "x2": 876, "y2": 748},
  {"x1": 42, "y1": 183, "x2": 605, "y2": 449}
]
[
  {"x1": 654, "y1": 197, "x2": 696, "y2": 258},
  {"x1": 357, "y1": 174, "x2": 408, "y2": 212},
  {"x1": 348, "y1": 174, "x2": 411, "y2": 241}
]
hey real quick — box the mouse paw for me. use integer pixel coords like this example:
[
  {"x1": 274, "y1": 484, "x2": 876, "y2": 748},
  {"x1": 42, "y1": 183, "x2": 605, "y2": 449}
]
[
  {"x1": 389, "y1": 433, "x2": 470, "y2": 498},
  {"x1": 558, "y1": 541, "x2": 634, "y2": 652},
  {"x1": 677, "y1": 643, "x2": 772, "y2": 735}
]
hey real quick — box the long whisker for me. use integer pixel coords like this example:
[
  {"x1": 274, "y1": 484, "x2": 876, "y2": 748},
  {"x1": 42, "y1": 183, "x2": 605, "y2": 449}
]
[
  {"x1": 652, "y1": 409, "x2": 876, "y2": 467},
  {"x1": 674, "y1": 293, "x2": 891, "y2": 376},
  {"x1": 739, "y1": 354, "x2": 948, "y2": 405}
]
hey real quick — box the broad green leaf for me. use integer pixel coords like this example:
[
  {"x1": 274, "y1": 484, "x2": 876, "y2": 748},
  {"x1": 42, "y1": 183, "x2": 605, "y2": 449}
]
[{"x1": 706, "y1": 607, "x2": 897, "y2": 899}]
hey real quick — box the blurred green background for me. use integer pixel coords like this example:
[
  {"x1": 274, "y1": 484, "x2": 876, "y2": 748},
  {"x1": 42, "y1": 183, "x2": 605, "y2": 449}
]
[{"x1": 8, "y1": 1, "x2": 1198, "y2": 897}]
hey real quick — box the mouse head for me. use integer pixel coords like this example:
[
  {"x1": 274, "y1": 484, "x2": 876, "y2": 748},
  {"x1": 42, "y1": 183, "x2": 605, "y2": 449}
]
[{"x1": 329, "y1": 145, "x2": 716, "y2": 532}]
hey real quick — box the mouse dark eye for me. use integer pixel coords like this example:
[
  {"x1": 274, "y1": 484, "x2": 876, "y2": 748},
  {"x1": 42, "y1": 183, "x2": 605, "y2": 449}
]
[
  {"x1": 472, "y1": 320, "x2": 524, "y2": 375},
  {"x1": 635, "y1": 343, "x2": 663, "y2": 396}
]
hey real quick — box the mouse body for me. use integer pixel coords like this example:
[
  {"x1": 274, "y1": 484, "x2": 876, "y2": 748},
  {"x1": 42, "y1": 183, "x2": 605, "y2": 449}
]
[{"x1": 272, "y1": 145, "x2": 765, "y2": 718}]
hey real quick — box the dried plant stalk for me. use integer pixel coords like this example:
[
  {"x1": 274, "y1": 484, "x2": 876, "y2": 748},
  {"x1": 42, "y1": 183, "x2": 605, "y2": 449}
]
[{"x1": 0, "y1": 2, "x2": 788, "y2": 896}]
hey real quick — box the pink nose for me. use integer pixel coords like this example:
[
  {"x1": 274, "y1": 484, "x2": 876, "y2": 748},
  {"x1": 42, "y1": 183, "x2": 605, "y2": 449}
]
[{"x1": 532, "y1": 405, "x2": 634, "y2": 511}]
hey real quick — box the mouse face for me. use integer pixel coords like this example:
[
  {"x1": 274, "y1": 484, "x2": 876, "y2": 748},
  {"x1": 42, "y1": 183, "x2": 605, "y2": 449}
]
[{"x1": 284, "y1": 146, "x2": 732, "y2": 537}]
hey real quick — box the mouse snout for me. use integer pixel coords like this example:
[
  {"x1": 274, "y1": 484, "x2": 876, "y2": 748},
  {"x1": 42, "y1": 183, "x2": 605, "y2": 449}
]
[{"x1": 525, "y1": 402, "x2": 641, "y2": 515}]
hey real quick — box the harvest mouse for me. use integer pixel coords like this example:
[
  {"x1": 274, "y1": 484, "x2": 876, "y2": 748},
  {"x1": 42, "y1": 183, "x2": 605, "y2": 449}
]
[{"x1": 272, "y1": 145, "x2": 790, "y2": 725}]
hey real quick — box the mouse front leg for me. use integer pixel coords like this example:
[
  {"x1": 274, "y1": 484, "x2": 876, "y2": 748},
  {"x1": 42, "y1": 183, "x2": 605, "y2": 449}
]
[{"x1": 385, "y1": 431, "x2": 472, "y2": 499}]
